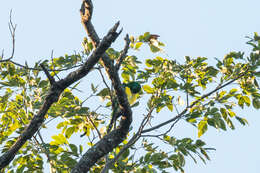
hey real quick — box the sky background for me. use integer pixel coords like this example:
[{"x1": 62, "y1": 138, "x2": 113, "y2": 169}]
[{"x1": 1, "y1": 0, "x2": 260, "y2": 173}]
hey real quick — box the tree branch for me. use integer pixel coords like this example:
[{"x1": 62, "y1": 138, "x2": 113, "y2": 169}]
[
  {"x1": 101, "y1": 107, "x2": 155, "y2": 172},
  {"x1": 40, "y1": 63, "x2": 56, "y2": 85},
  {"x1": 0, "y1": 10, "x2": 17, "y2": 62},
  {"x1": 115, "y1": 34, "x2": 130, "y2": 71},
  {"x1": 71, "y1": 1, "x2": 133, "y2": 172},
  {"x1": 0, "y1": 21, "x2": 120, "y2": 170},
  {"x1": 142, "y1": 69, "x2": 249, "y2": 134}
]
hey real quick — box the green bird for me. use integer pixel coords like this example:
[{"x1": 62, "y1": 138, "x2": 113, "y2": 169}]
[
  {"x1": 107, "y1": 81, "x2": 141, "y2": 132},
  {"x1": 123, "y1": 81, "x2": 142, "y2": 105},
  {"x1": 123, "y1": 81, "x2": 142, "y2": 94}
]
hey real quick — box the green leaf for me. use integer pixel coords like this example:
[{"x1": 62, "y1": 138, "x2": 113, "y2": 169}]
[
  {"x1": 200, "y1": 148, "x2": 210, "y2": 160},
  {"x1": 238, "y1": 96, "x2": 244, "y2": 108},
  {"x1": 220, "y1": 108, "x2": 227, "y2": 120},
  {"x1": 143, "y1": 32, "x2": 151, "y2": 41},
  {"x1": 218, "y1": 118, "x2": 227, "y2": 131},
  {"x1": 121, "y1": 71, "x2": 130, "y2": 82},
  {"x1": 60, "y1": 154, "x2": 77, "y2": 168},
  {"x1": 17, "y1": 165, "x2": 25, "y2": 173},
  {"x1": 226, "y1": 118, "x2": 235, "y2": 130},
  {"x1": 156, "y1": 104, "x2": 164, "y2": 113},
  {"x1": 253, "y1": 98, "x2": 260, "y2": 109},
  {"x1": 150, "y1": 45, "x2": 160, "y2": 53},
  {"x1": 145, "y1": 59, "x2": 153, "y2": 67},
  {"x1": 135, "y1": 42, "x2": 143, "y2": 50},
  {"x1": 57, "y1": 122, "x2": 65, "y2": 129},
  {"x1": 195, "y1": 139, "x2": 206, "y2": 147},
  {"x1": 79, "y1": 145, "x2": 83, "y2": 154},
  {"x1": 198, "y1": 120, "x2": 208, "y2": 138},
  {"x1": 143, "y1": 85, "x2": 155, "y2": 94},
  {"x1": 210, "y1": 107, "x2": 218, "y2": 114},
  {"x1": 51, "y1": 134, "x2": 68, "y2": 145},
  {"x1": 69, "y1": 144, "x2": 78, "y2": 156},
  {"x1": 207, "y1": 118, "x2": 216, "y2": 128},
  {"x1": 144, "y1": 153, "x2": 151, "y2": 162},
  {"x1": 243, "y1": 96, "x2": 251, "y2": 106},
  {"x1": 97, "y1": 88, "x2": 110, "y2": 100},
  {"x1": 131, "y1": 101, "x2": 140, "y2": 108},
  {"x1": 228, "y1": 110, "x2": 236, "y2": 117},
  {"x1": 65, "y1": 126, "x2": 75, "y2": 138},
  {"x1": 166, "y1": 103, "x2": 173, "y2": 111},
  {"x1": 229, "y1": 88, "x2": 238, "y2": 94},
  {"x1": 235, "y1": 116, "x2": 249, "y2": 126},
  {"x1": 91, "y1": 83, "x2": 98, "y2": 93},
  {"x1": 120, "y1": 148, "x2": 130, "y2": 159}
]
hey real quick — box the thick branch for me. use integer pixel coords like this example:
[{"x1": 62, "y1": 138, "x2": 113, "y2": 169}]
[
  {"x1": 80, "y1": 0, "x2": 132, "y2": 138},
  {"x1": 0, "y1": 21, "x2": 120, "y2": 170},
  {"x1": 101, "y1": 107, "x2": 155, "y2": 172},
  {"x1": 71, "y1": 1, "x2": 132, "y2": 172},
  {"x1": 40, "y1": 63, "x2": 56, "y2": 85}
]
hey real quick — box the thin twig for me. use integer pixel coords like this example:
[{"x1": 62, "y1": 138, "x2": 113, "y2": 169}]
[
  {"x1": 98, "y1": 68, "x2": 112, "y2": 99},
  {"x1": 9, "y1": 59, "x2": 84, "y2": 71},
  {"x1": 50, "y1": 50, "x2": 61, "y2": 80},
  {"x1": 36, "y1": 131, "x2": 52, "y2": 162},
  {"x1": 115, "y1": 34, "x2": 130, "y2": 71},
  {"x1": 87, "y1": 114, "x2": 102, "y2": 139},
  {"x1": 0, "y1": 10, "x2": 17, "y2": 62}
]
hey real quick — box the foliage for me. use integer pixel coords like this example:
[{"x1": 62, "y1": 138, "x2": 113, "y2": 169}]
[{"x1": 1, "y1": 16, "x2": 260, "y2": 173}]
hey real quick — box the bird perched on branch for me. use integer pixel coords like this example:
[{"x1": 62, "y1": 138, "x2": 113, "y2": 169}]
[
  {"x1": 107, "y1": 81, "x2": 141, "y2": 132},
  {"x1": 123, "y1": 81, "x2": 141, "y2": 105}
]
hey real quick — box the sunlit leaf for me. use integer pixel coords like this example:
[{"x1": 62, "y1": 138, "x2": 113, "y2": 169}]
[
  {"x1": 143, "y1": 85, "x2": 155, "y2": 94},
  {"x1": 198, "y1": 120, "x2": 208, "y2": 138}
]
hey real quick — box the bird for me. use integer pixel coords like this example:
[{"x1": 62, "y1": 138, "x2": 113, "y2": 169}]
[
  {"x1": 107, "y1": 81, "x2": 141, "y2": 132},
  {"x1": 123, "y1": 81, "x2": 142, "y2": 105}
]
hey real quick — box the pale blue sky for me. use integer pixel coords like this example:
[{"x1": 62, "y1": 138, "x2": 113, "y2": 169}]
[{"x1": 1, "y1": 1, "x2": 260, "y2": 173}]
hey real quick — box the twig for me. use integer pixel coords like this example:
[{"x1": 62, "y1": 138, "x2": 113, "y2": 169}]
[
  {"x1": 98, "y1": 68, "x2": 112, "y2": 100},
  {"x1": 32, "y1": 132, "x2": 56, "y2": 173},
  {"x1": 0, "y1": 10, "x2": 17, "y2": 62},
  {"x1": 37, "y1": 131, "x2": 51, "y2": 162},
  {"x1": 50, "y1": 50, "x2": 61, "y2": 80},
  {"x1": 9, "y1": 59, "x2": 84, "y2": 71},
  {"x1": 115, "y1": 34, "x2": 130, "y2": 71},
  {"x1": 87, "y1": 114, "x2": 102, "y2": 139}
]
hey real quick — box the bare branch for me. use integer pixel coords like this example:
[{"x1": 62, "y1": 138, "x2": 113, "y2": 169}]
[
  {"x1": 0, "y1": 10, "x2": 17, "y2": 62},
  {"x1": 98, "y1": 68, "x2": 112, "y2": 100},
  {"x1": 115, "y1": 34, "x2": 130, "y2": 71}
]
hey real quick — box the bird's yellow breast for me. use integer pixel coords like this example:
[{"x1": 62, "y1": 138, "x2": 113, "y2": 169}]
[{"x1": 125, "y1": 87, "x2": 138, "y2": 105}]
